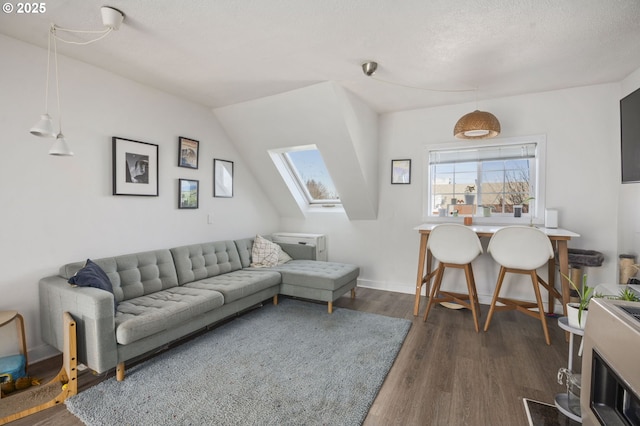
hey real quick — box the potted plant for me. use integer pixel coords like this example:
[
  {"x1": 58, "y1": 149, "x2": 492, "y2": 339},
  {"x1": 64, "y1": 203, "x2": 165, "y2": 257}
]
[
  {"x1": 561, "y1": 275, "x2": 639, "y2": 329},
  {"x1": 464, "y1": 185, "x2": 476, "y2": 205},
  {"x1": 562, "y1": 272, "x2": 593, "y2": 329},
  {"x1": 617, "y1": 287, "x2": 640, "y2": 302},
  {"x1": 524, "y1": 196, "x2": 535, "y2": 226}
]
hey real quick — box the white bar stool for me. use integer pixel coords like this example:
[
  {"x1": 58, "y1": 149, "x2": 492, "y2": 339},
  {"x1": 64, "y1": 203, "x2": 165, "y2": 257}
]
[
  {"x1": 422, "y1": 223, "x2": 483, "y2": 332},
  {"x1": 483, "y1": 225, "x2": 562, "y2": 345}
]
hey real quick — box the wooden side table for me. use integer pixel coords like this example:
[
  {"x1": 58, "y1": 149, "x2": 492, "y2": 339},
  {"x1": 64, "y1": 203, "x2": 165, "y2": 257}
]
[{"x1": 0, "y1": 310, "x2": 28, "y2": 374}]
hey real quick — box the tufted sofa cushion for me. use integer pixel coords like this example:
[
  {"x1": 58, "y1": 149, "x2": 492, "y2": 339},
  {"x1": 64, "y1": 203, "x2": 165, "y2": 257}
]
[
  {"x1": 171, "y1": 241, "x2": 243, "y2": 285},
  {"x1": 59, "y1": 250, "x2": 179, "y2": 303},
  {"x1": 115, "y1": 286, "x2": 224, "y2": 345},
  {"x1": 185, "y1": 269, "x2": 281, "y2": 304},
  {"x1": 268, "y1": 260, "x2": 360, "y2": 291}
]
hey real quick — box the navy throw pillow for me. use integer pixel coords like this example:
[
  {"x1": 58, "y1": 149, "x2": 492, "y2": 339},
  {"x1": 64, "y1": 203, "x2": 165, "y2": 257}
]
[{"x1": 68, "y1": 259, "x2": 117, "y2": 310}]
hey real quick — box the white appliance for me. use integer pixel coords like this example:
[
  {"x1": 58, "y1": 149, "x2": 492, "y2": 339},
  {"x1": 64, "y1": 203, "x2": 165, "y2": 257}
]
[{"x1": 271, "y1": 232, "x2": 327, "y2": 261}]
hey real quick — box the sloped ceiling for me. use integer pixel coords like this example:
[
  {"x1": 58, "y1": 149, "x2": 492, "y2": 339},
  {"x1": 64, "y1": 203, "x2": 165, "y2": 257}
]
[
  {"x1": 214, "y1": 82, "x2": 378, "y2": 220},
  {"x1": 1, "y1": 0, "x2": 639, "y2": 113}
]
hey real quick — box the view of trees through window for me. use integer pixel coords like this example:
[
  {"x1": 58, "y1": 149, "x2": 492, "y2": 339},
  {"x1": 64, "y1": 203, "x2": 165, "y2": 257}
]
[
  {"x1": 285, "y1": 149, "x2": 339, "y2": 203},
  {"x1": 431, "y1": 160, "x2": 532, "y2": 215},
  {"x1": 428, "y1": 142, "x2": 538, "y2": 217}
]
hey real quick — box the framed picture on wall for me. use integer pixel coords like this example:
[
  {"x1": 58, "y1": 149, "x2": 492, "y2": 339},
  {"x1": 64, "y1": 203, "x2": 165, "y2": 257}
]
[
  {"x1": 178, "y1": 136, "x2": 199, "y2": 169},
  {"x1": 178, "y1": 179, "x2": 199, "y2": 209},
  {"x1": 214, "y1": 159, "x2": 234, "y2": 197},
  {"x1": 391, "y1": 159, "x2": 411, "y2": 184},
  {"x1": 112, "y1": 137, "x2": 159, "y2": 196}
]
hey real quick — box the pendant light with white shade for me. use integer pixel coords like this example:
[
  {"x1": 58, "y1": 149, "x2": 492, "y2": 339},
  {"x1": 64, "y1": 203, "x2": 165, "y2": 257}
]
[{"x1": 29, "y1": 6, "x2": 125, "y2": 156}]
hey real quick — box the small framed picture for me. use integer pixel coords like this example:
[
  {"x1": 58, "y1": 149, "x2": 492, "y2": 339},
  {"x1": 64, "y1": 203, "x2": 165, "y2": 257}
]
[
  {"x1": 391, "y1": 159, "x2": 411, "y2": 184},
  {"x1": 214, "y1": 159, "x2": 234, "y2": 198},
  {"x1": 178, "y1": 137, "x2": 199, "y2": 169},
  {"x1": 112, "y1": 137, "x2": 159, "y2": 196},
  {"x1": 178, "y1": 179, "x2": 199, "y2": 209}
]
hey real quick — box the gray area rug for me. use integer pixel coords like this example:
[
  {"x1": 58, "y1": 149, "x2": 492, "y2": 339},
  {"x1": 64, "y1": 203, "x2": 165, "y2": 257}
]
[{"x1": 66, "y1": 298, "x2": 411, "y2": 425}]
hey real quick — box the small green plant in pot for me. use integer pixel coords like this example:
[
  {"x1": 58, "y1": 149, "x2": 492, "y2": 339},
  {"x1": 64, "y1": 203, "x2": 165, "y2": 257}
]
[
  {"x1": 464, "y1": 185, "x2": 476, "y2": 205},
  {"x1": 618, "y1": 287, "x2": 640, "y2": 302},
  {"x1": 562, "y1": 272, "x2": 593, "y2": 329}
]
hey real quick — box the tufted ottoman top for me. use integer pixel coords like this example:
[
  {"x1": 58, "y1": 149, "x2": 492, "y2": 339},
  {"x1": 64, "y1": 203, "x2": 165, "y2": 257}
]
[{"x1": 268, "y1": 260, "x2": 359, "y2": 291}]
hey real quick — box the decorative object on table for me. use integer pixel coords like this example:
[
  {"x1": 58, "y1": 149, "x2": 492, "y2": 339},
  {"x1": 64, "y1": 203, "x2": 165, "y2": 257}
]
[
  {"x1": 482, "y1": 205, "x2": 492, "y2": 217},
  {"x1": 213, "y1": 159, "x2": 234, "y2": 197},
  {"x1": 29, "y1": 6, "x2": 125, "y2": 156},
  {"x1": 65, "y1": 299, "x2": 410, "y2": 426},
  {"x1": 453, "y1": 110, "x2": 501, "y2": 139},
  {"x1": 112, "y1": 137, "x2": 159, "y2": 196},
  {"x1": 464, "y1": 185, "x2": 476, "y2": 205},
  {"x1": 544, "y1": 208, "x2": 558, "y2": 228},
  {"x1": 178, "y1": 179, "x2": 199, "y2": 209},
  {"x1": 464, "y1": 216, "x2": 473, "y2": 226},
  {"x1": 391, "y1": 159, "x2": 411, "y2": 184},
  {"x1": 524, "y1": 197, "x2": 535, "y2": 226},
  {"x1": 513, "y1": 204, "x2": 523, "y2": 217},
  {"x1": 619, "y1": 254, "x2": 637, "y2": 284},
  {"x1": 177, "y1": 137, "x2": 199, "y2": 169}
]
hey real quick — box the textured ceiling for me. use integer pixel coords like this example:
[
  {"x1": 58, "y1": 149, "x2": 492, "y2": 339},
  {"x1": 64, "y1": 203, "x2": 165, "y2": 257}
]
[{"x1": 1, "y1": 0, "x2": 639, "y2": 113}]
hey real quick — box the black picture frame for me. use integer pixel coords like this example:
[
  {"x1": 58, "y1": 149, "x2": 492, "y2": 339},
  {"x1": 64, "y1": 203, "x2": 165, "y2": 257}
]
[
  {"x1": 214, "y1": 159, "x2": 234, "y2": 197},
  {"x1": 391, "y1": 159, "x2": 411, "y2": 184},
  {"x1": 178, "y1": 136, "x2": 199, "y2": 169},
  {"x1": 178, "y1": 179, "x2": 199, "y2": 209},
  {"x1": 112, "y1": 137, "x2": 159, "y2": 196}
]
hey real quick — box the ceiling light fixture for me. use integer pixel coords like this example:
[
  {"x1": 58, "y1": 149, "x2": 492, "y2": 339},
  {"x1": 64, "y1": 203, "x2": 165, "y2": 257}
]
[
  {"x1": 30, "y1": 6, "x2": 125, "y2": 156},
  {"x1": 361, "y1": 61, "x2": 501, "y2": 140},
  {"x1": 453, "y1": 110, "x2": 501, "y2": 139}
]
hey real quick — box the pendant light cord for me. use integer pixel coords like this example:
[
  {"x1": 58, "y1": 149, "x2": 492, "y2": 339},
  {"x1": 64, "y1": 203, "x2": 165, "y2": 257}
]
[
  {"x1": 43, "y1": 30, "x2": 51, "y2": 112},
  {"x1": 52, "y1": 28, "x2": 62, "y2": 135},
  {"x1": 51, "y1": 24, "x2": 113, "y2": 46},
  {"x1": 368, "y1": 75, "x2": 477, "y2": 93}
]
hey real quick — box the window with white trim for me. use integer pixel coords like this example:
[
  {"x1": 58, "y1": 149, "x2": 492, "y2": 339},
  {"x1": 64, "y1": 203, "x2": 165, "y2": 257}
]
[
  {"x1": 425, "y1": 136, "x2": 545, "y2": 220},
  {"x1": 270, "y1": 145, "x2": 340, "y2": 206}
]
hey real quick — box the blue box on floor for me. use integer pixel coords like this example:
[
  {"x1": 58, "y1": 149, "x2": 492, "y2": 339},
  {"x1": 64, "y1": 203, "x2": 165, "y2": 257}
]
[{"x1": 0, "y1": 354, "x2": 26, "y2": 381}]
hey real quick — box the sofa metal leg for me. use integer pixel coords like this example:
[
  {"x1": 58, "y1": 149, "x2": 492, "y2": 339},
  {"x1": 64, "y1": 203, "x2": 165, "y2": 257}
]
[
  {"x1": 273, "y1": 295, "x2": 278, "y2": 305},
  {"x1": 328, "y1": 302, "x2": 333, "y2": 314},
  {"x1": 351, "y1": 288, "x2": 356, "y2": 299},
  {"x1": 116, "y1": 362, "x2": 125, "y2": 381}
]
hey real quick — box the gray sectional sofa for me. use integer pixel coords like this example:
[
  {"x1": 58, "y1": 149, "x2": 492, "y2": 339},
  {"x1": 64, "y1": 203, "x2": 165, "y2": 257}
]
[{"x1": 39, "y1": 236, "x2": 359, "y2": 381}]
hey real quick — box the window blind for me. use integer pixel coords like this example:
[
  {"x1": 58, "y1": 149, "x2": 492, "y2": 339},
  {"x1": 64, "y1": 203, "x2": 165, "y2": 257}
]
[{"x1": 429, "y1": 143, "x2": 537, "y2": 164}]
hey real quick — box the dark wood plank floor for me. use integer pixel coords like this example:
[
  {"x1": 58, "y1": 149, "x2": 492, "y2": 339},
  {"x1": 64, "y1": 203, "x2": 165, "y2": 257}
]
[{"x1": 5, "y1": 287, "x2": 575, "y2": 425}]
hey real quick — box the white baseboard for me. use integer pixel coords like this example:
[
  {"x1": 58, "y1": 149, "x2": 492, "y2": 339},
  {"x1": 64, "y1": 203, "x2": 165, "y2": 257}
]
[{"x1": 356, "y1": 278, "x2": 563, "y2": 314}]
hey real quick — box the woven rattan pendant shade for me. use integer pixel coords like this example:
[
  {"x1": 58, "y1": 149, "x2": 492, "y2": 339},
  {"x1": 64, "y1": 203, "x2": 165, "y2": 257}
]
[{"x1": 453, "y1": 110, "x2": 501, "y2": 139}]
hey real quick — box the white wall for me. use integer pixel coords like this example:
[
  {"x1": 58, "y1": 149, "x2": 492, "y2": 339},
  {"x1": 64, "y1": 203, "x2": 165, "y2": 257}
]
[
  {"x1": 0, "y1": 35, "x2": 280, "y2": 360},
  {"x1": 281, "y1": 83, "x2": 621, "y2": 308},
  {"x1": 618, "y1": 67, "x2": 640, "y2": 265}
]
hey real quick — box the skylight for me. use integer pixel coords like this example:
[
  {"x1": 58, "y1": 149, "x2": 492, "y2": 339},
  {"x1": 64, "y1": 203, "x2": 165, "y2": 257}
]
[{"x1": 284, "y1": 147, "x2": 339, "y2": 204}]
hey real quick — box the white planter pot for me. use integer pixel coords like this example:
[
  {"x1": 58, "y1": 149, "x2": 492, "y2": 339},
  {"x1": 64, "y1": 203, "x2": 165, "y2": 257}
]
[{"x1": 567, "y1": 302, "x2": 588, "y2": 329}]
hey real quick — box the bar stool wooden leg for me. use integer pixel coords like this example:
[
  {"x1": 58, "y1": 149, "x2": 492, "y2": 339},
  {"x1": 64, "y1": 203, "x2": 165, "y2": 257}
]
[
  {"x1": 530, "y1": 271, "x2": 551, "y2": 345},
  {"x1": 484, "y1": 266, "x2": 507, "y2": 332},
  {"x1": 464, "y1": 264, "x2": 480, "y2": 332},
  {"x1": 423, "y1": 264, "x2": 444, "y2": 322}
]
